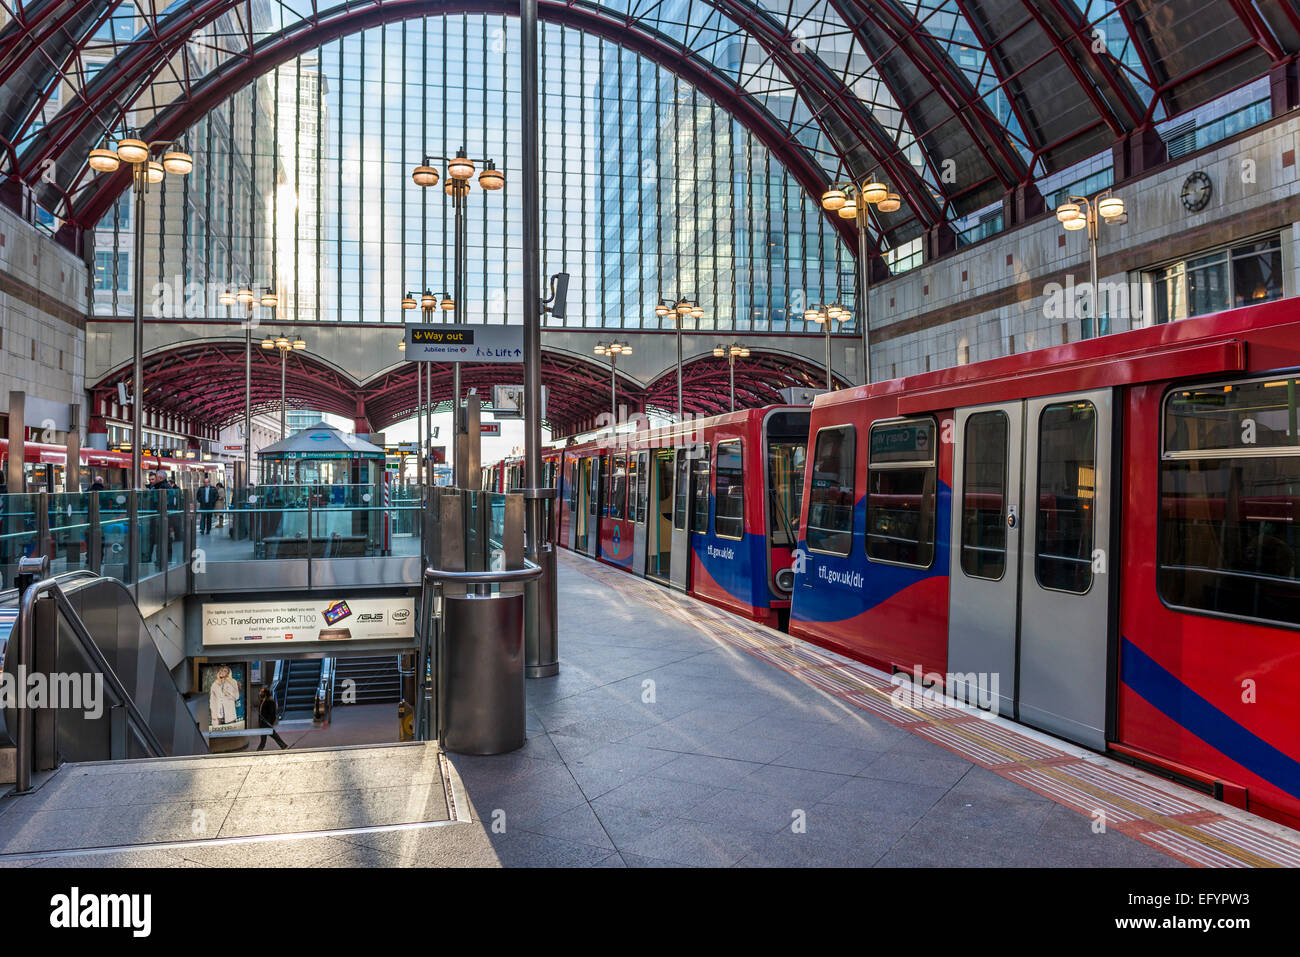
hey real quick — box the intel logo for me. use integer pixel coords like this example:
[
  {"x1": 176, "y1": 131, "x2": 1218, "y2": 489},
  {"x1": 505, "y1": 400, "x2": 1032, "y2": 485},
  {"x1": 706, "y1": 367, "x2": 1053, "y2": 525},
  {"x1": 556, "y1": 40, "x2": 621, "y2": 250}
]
[{"x1": 392, "y1": 608, "x2": 411, "y2": 623}]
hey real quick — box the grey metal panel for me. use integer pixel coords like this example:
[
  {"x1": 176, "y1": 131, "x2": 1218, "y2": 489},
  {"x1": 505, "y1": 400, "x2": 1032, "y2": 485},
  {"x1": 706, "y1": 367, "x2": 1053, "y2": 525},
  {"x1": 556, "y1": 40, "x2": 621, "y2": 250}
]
[
  {"x1": 947, "y1": 401, "x2": 1022, "y2": 718},
  {"x1": 311, "y1": 556, "x2": 421, "y2": 589},
  {"x1": 200, "y1": 560, "x2": 310, "y2": 593},
  {"x1": 166, "y1": 563, "x2": 187, "y2": 602},
  {"x1": 1018, "y1": 389, "x2": 1113, "y2": 750},
  {"x1": 136, "y1": 571, "x2": 167, "y2": 619},
  {"x1": 632, "y1": 521, "x2": 647, "y2": 580},
  {"x1": 584, "y1": 457, "x2": 600, "y2": 559}
]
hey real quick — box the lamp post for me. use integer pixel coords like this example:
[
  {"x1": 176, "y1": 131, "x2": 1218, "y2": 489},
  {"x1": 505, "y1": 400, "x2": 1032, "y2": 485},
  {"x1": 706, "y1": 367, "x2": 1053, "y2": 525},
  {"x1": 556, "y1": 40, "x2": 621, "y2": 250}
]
[
  {"x1": 653, "y1": 295, "x2": 704, "y2": 422},
  {"x1": 412, "y1": 150, "x2": 503, "y2": 487},
  {"x1": 219, "y1": 283, "x2": 275, "y2": 487},
  {"x1": 712, "y1": 343, "x2": 750, "y2": 411},
  {"x1": 821, "y1": 178, "x2": 899, "y2": 386},
  {"x1": 87, "y1": 133, "x2": 193, "y2": 488},
  {"x1": 1056, "y1": 189, "x2": 1127, "y2": 338},
  {"x1": 262, "y1": 331, "x2": 306, "y2": 442},
  {"x1": 594, "y1": 342, "x2": 631, "y2": 425},
  {"x1": 805, "y1": 303, "x2": 847, "y2": 390}
]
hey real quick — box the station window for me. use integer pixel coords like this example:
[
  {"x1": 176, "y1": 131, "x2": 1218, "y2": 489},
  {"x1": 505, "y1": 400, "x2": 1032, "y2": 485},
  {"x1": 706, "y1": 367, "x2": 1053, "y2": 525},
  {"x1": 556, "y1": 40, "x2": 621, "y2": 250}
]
[
  {"x1": 1159, "y1": 376, "x2": 1300, "y2": 627},
  {"x1": 714, "y1": 441, "x2": 744, "y2": 540},
  {"x1": 866, "y1": 418, "x2": 936, "y2": 568},
  {"x1": 1149, "y1": 234, "x2": 1284, "y2": 323},
  {"x1": 690, "y1": 446, "x2": 711, "y2": 534},
  {"x1": 1035, "y1": 401, "x2": 1096, "y2": 594},
  {"x1": 609, "y1": 454, "x2": 627, "y2": 520},
  {"x1": 806, "y1": 425, "x2": 855, "y2": 555},
  {"x1": 673, "y1": 450, "x2": 689, "y2": 531},
  {"x1": 960, "y1": 411, "x2": 1009, "y2": 580}
]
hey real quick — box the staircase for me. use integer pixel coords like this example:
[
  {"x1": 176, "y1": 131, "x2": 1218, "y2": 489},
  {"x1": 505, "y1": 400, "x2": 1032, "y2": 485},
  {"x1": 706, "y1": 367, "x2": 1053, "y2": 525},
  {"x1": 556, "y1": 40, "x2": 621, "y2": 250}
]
[
  {"x1": 281, "y1": 659, "x2": 324, "y2": 720},
  {"x1": 333, "y1": 655, "x2": 401, "y2": 705}
]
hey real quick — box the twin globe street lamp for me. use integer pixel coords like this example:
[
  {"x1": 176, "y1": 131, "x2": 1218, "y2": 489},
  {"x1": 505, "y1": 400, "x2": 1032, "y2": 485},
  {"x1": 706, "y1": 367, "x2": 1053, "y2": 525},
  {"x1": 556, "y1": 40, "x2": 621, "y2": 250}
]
[{"x1": 1055, "y1": 190, "x2": 1127, "y2": 337}]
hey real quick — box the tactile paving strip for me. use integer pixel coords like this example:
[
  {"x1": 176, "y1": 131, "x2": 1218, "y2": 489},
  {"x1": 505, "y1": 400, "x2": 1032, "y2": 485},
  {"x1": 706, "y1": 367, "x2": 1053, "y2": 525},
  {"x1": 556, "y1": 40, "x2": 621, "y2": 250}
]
[{"x1": 560, "y1": 549, "x2": 1300, "y2": 868}]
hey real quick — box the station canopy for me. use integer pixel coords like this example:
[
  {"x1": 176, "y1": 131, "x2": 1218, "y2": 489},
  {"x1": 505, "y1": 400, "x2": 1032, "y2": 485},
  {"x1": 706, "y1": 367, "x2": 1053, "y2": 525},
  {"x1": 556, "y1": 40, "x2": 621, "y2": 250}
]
[{"x1": 2, "y1": 0, "x2": 1296, "y2": 256}]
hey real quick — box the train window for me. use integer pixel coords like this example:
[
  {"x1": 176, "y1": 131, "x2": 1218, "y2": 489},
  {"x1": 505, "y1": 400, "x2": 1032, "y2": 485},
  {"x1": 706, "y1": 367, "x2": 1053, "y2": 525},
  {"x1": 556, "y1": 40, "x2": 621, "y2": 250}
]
[
  {"x1": 767, "y1": 439, "x2": 805, "y2": 548},
  {"x1": 690, "y1": 446, "x2": 711, "y2": 535},
  {"x1": 866, "y1": 418, "x2": 936, "y2": 567},
  {"x1": 610, "y1": 455, "x2": 627, "y2": 520},
  {"x1": 1035, "y1": 401, "x2": 1096, "y2": 594},
  {"x1": 1159, "y1": 376, "x2": 1300, "y2": 627},
  {"x1": 674, "y1": 450, "x2": 689, "y2": 530},
  {"x1": 634, "y1": 452, "x2": 649, "y2": 524},
  {"x1": 960, "y1": 412, "x2": 1009, "y2": 580},
  {"x1": 714, "y1": 441, "x2": 744, "y2": 540},
  {"x1": 806, "y1": 426, "x2": 855, "y2": 556}
]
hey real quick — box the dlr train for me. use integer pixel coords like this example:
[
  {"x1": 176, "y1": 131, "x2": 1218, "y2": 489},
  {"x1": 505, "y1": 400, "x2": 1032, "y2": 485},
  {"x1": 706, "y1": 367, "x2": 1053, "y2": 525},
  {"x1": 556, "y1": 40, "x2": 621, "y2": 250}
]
[
  {"x1": 487, "y1": 296, "x2": 1300, "y2": 830},
  {"x1": 0, "y1": 439, "x2": 222, "y2": 492}
]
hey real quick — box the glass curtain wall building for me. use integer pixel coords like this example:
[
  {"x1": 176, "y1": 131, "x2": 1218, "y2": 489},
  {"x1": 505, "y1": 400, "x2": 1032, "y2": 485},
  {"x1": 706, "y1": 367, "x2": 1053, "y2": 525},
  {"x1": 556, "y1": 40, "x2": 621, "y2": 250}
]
[{"x1": 88, "y1": 16, "x2": 851, "y2": 333}]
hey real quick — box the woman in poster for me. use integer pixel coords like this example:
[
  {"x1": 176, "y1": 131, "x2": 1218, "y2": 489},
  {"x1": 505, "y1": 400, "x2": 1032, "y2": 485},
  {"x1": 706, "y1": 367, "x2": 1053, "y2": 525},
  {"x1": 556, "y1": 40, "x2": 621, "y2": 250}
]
[{"x1": 209, "y1": 665, "x2": 242, "y2": 727}]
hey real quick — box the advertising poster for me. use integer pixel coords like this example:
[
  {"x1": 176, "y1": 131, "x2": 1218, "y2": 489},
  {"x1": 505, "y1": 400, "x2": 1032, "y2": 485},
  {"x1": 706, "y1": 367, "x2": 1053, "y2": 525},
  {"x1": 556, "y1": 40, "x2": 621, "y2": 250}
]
[
  {"x1": 201, "y1": 597, "x2": 416, "y2": 647},
  {"x1": 199, "y1": 661, "x2": 246, "y2": 732}
]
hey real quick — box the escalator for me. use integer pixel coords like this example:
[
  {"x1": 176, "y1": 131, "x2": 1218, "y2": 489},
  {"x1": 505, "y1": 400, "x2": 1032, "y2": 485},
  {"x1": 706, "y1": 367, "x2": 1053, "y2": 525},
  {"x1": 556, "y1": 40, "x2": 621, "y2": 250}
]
[
  {"x1": 0, "y1": 570, "x2": 208, "y2": 789},
  {"x1": 280, "y1": 659, "x2": 325, "y2": 720}
]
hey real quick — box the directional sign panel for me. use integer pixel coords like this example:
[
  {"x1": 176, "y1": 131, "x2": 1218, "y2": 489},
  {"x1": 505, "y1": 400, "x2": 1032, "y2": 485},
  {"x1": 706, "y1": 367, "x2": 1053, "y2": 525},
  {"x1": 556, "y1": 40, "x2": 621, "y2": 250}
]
[
  {"x1": 404, "y1": 324, "x2": 524, "y2": 364},
  {"x1": 480, "y1": 422, "x2": 501, "y2": 435}
]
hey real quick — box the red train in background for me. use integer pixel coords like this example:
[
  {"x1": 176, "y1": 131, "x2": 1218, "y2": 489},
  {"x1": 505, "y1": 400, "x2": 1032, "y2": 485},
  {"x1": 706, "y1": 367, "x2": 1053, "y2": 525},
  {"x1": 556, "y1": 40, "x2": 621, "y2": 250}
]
[
  {"x1": 789, "y1": 296, "x2": 1300, "y2": 830},
  {"x1": 487, "y1": 406, "x2": 809, "y2": 628},
  {"x1": 0, "y1": 439, "x2": 223, "y2": 492}
]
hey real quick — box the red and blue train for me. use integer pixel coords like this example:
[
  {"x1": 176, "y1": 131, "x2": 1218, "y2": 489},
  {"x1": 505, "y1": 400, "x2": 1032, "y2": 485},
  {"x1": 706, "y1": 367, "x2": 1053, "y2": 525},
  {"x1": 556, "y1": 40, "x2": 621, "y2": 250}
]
[{"x1": 488, "y1": 295, "x2": 1300, "y2": 830}]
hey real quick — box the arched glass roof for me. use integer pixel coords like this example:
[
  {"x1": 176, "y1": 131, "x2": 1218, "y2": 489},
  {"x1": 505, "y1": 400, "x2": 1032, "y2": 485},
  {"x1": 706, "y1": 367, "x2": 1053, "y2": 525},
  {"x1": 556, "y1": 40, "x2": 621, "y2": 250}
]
[{"x1": 1, "y1": 0, "x2": 1295, "y2": 264}]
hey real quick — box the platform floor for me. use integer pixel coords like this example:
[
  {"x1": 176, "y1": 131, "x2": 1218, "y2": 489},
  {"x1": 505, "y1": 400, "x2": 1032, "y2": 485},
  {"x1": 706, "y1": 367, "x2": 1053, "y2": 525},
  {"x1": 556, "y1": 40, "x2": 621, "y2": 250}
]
[{"x1": 3, "y1": 549, "x2": 1300, "y2": 867}]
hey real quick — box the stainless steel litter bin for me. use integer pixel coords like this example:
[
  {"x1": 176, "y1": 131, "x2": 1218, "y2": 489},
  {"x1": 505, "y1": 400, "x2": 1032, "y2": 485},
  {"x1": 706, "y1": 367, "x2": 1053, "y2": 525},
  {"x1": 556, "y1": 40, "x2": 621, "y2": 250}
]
[{"x1": 424, "y1": 562, "x2": 543, "y2": 756}]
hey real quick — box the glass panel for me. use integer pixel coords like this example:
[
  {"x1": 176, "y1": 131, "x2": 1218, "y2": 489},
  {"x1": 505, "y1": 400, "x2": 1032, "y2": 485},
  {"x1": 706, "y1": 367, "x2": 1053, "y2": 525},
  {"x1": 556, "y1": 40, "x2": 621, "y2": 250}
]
[
  {"x1": 869, "y1": 419, "x2": 936, "y2": 464},
  {"x1": 1159, "y1": 456, "x2": 1300, "y2": 626},
  {"x1": 961, "y1": 412, "x2": 1009, "y2": 580},
  {"x1": 634, "y1": 452, "x2": 649, "y2": 524},
  {"x1": 866, "y1": 468, "x2": 936, "y2": 567},
  {"x1": 1232, "y1": 242, "x2": 1283, "y2": 307},
  {"x1": 609, "y1": 455, "x2": 627, "y2": 520},
  {"x1": 766, "y1": 438, "x2": 805, "y2": 547},
  {"x1": 714, "y1": 441, "x2": 744, "y2": 540},
  {"x1": 673, "y1": 450, "x2": 689, "y2": 531},
  {"x1": 1, "y1": 493, "x2": 42, "y2": 585},
  {"x1": 97, "y1": 490, "x2": 132, "y2": 584},
  {"x1": 806, "y1": 426, "x2": 855, "y2": 555},
  {"x1": 48, "y1": 492, "x2": 92, "y2": 575},
  {"x1": 1166, "y1": 378, "x2": 1299, "y2": 453},
  {"x1": 690, "y1": 446, "x2": 710, "y2": 535},
  {"x1": 1186, "y1": 253, "x2": 1229, "y2": 318},
  {"x1": 1035, "y1": 401, "x2": 1097, "y2": 594}
]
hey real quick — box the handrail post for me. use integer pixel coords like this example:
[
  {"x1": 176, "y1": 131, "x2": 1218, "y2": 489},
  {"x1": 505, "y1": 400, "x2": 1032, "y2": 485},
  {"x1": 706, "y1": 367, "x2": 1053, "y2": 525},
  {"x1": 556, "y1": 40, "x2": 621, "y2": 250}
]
[
  {"x1": 184, "y1": 487, "x2": 195, "y2": 596},
  {"x1": 155, "y1": 487, "x2": 167, "y2": 574},
  {"x1": 36, "y1": 489, "x2": 49, "y2": 564},
  {"x1": 12, "y1": 555, "x2": 51, "y2": 794},
  {"x1": 307, "y1": 494, "x2": 313, "y2": 590},
  {"x1": 87, "y1": 490, "x2": 102, "y2": 576},
  {"x1": 127, "y1": 489, "x2": 139, "y2": 588}
]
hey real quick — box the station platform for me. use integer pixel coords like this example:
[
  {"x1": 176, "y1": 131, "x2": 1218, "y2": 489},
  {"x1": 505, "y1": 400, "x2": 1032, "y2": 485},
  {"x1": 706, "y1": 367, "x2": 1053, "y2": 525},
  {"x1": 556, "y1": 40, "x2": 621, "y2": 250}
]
[{"x1": 3, "y1": 549, "x2": 1300, "y2": 868}]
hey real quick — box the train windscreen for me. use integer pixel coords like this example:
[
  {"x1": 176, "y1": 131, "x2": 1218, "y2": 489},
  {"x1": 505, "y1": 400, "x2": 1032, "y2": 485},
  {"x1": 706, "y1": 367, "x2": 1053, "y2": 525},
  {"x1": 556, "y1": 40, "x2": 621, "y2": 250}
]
[{"x1": 766, "y1": 411, "x2": 809, "y2": 548}]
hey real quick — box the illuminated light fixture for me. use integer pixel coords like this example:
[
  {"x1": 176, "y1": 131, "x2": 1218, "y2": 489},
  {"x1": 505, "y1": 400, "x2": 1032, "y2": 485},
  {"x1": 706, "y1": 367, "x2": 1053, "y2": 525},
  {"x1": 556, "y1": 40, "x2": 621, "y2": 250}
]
[
  {"x1": 275, "y1": 335, "x2": 290, "y2": 351},
  {"x1": 412, "y1": 163, "x2": 439, "y2": 187},
  {"x1": 218, "y1": 289, "x2": 237, "y2": 306},
  {"x1": 878, "y1": 192, "x2": 901, "y2": 214},
  {"x1": 88, "y1": 147, "x2": 120, "y2": 173},
  {"x1": 826, "y1": 303, "x2": 844, "y2": 320},
  {"x1": 713, "y1": 346, "x2": 725, "y2": 357},
  {"x1": 837, "y1": 200, "x2": 857, "y2": 220},
  {"x1": 448, "y1": 151, "x2": 475, "y2": 180},
  {"x1": 399, "y1": 340, "x2": 406, "y2": 351},
  {"x1": 478, "y1": 161, "x2": 504, "y2": 191},
  {"x1": 690, "y1": 306, "x2": 704, "y2": 319},
  {"x1": 402, "y1": 293, "x2": 417, "y2": 310},
  {"x1": 1063, "y1": 216, "x2": 1088, "y2": 231},
  {"x1": 1055, "y1": 201, "x2": 1081, "y2": 223},
  {"x1": 444, "y1": 179, "x2": 469, "y2": 197},
  {"x1": 739, "y1": 347, "x2": 750, "y2": 358},
  {"x1": 820, "y1": 187, "x2": 847, "y2": 211},
  {"x1": 805, "y1": 308, "x2": 825, "y2": 323},
  {"x1": 421, "y1": 290, "x2": 437, "y2": 311},
  {"x1": 293, "y1": 336, "x2": 306, "y2": 350},
  {"x1": 594, "y1": 344, "x2": 606, "y2": 355},
  {"x1": 654, "y1": 302, "x2": 670, "y2": 317},
  {"x1": 145, "y1": 161, "x2": 164, "y2": 184},
  {"x1": 261, "y1": 336, "x2": 275, "y2": 349},
  {"x1": 862, "y1": 181, "x2": 888, "y2": 204},
  {"x1": 161, "y1": 150, "x2": 193, "y2": 175},
  {"x1": 115, "y1": 137, "x2": 149, "y2": 164},
  {"x1": 1098, "y1": 195, "x2": 1125, "y2": 220},
  {"x1": 260, "y1": 288, "x2": 278, "y2": 308},
  {"x1": 676, "y1": 298, "x2": 693, "y2": 317},
  {"x1": 237, "y1": 288, "x2": 256, "y2": 304},
  {"x1": 440, "y1": 294, "x2": 455, "y2": 312}
]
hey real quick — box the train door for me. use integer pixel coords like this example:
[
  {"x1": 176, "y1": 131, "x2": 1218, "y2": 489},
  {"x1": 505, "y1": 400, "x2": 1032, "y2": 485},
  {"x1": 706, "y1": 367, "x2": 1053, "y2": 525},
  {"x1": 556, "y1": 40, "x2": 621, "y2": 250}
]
[
  {"x1": 647, "y1": 450, "x2": 674, "y2": 582},
  {"x1": 576, "y1": 457, "x2": 592, "y2": 552},
  {"x1": 630, "y1": 451, "x2": 648, "y2": 577},
  {"x1": 669, "y1": 448, "x2": 691, "y2": 591},
  {"x1": 586, "y1": 454, "x2": 603, "y2": 558},
  {"x1": 948, "y1": 390, "x2": 1113, "y2": 749}
]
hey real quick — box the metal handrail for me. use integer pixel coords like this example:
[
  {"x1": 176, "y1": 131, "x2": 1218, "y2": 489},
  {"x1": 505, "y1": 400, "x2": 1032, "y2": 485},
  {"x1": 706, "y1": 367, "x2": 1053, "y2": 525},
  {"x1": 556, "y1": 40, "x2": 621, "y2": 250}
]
[
  {"x1": 12, "y1": 576, "x2": 167, "y2": 794},
  {"x1": 423, "y1": 560, "x2": 543, "y2": 585}
]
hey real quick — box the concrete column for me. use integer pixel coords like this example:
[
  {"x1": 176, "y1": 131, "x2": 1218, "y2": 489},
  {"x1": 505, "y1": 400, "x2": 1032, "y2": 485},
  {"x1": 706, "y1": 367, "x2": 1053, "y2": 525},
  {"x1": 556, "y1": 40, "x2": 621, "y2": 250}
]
[{"x1": 7, "y1": 391, "x2": 24, "y2": 493}]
